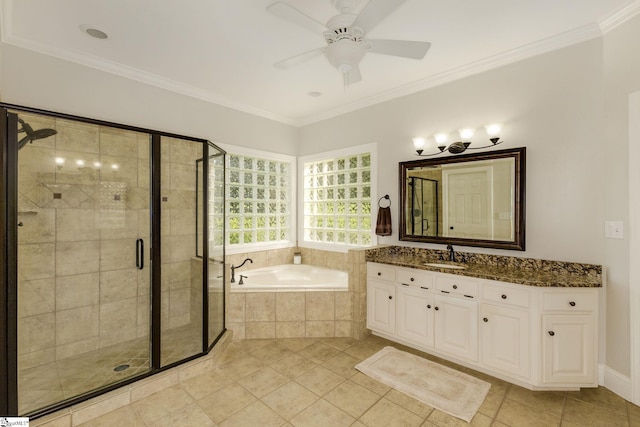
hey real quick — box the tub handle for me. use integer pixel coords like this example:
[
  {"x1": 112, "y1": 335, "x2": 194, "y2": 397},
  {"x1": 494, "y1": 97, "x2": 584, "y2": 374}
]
[
  {"x1": 136, "y1": 239, "x2": 144, "y2": 270},
  {"x1": 239, "y1": 275, "x2": 247, "y2": 285}
]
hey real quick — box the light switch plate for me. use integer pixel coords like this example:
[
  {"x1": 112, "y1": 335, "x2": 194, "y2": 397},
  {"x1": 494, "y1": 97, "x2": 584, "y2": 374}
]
[{"x1": 605, "y1": 221, "x2": 624, "y2": 239}]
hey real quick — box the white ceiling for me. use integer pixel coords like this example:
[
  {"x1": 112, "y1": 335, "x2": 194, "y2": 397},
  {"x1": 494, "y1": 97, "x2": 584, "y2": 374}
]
[{"x1": 1, "y1": 0, "x2": 638, "y2": 126}]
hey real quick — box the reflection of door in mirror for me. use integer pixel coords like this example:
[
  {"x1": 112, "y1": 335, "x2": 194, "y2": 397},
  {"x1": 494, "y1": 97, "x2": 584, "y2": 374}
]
[
  {"x1": 443, "y1": 167, "x2": 491, "y2": 238},
  {"x1": 408, "y1": 177, "x2": 438, "y2": 237},
  {"x1": 399, "y1": 147, "x2": 524, "y2": 250}
]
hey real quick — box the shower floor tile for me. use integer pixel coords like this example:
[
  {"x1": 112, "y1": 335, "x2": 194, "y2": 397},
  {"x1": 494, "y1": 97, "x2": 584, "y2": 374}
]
[{"x1": 19, "y1": 323, "x2": 202, "y2": 414}]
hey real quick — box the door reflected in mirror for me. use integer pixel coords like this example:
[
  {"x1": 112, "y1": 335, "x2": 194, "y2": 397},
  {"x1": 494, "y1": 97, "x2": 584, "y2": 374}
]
[{"x1": 399, "y1": 147, "x2": 525, "y2": 250}]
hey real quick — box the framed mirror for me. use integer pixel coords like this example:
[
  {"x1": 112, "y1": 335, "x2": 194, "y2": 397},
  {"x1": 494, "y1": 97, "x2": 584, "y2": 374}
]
[{"x1": 399, "y1": 147, "x2": 526, "y2": 250}]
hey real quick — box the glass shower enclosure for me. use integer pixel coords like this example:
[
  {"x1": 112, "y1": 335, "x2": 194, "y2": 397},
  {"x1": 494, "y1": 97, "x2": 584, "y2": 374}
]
[{"x1": 0, "y1": 104, "x2": 225, "y2": 417}]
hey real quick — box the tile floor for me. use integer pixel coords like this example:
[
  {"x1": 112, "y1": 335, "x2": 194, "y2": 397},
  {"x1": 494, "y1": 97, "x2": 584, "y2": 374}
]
[
  {"x1": 72, "y1": 335, "x2": 639, "y2": 426},
  {"x1": 19, "y1": 324, "x2": 203, "y2": 414}
]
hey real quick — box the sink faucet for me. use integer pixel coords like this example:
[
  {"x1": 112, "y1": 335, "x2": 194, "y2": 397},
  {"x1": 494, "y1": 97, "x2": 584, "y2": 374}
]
[
  {"x1": 446, "y1": 244, "x2": 456, "y2": 262},
  {"x1": 231, "y1": 258, "x2": 253, "y2": 283}
]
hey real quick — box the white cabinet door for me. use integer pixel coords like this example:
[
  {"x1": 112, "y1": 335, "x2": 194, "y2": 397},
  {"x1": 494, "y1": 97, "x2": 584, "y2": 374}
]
[
  {"x1": 397, "y1": 285, "x2": 434, "y2": 347},
  {"x1": 480, "y1": 304, "x2": 530, "y2": 379},
  {"x1": 434, "y1": 295, "x2": 478, "y2": 361},
  {"x1": 367, "y1": 280, "x2": 396, "y2": 334},
  {"x1": 542, "y1": 314, "x2": 595, "y2": 384}
]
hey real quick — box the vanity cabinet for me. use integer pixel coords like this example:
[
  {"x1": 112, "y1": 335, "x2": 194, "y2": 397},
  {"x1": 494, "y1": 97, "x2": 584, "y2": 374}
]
[
  {"x1": 367, "y1": 279, "x2": 396, "y2": 334},
  {"x1": 434, "y1": 294, "x2": 478, "y2": 361},
  {"x1": 541, "y1": 291, "x2": 597, "y2": 386},
  {"x1": 480, "y1": 281, "x2": 531, "y2": 380},
  {"x1": 396, "y1": 285, "x2": 434, "y2": 346},
  {"x1": 366, "y1": 262, "x2": 599, "y2": 390}
]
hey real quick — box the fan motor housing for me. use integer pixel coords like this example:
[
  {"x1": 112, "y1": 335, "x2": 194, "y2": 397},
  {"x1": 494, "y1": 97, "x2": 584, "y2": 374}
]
[{"x1": 324, "y1": 13, "x2": 362, "y2": 44}]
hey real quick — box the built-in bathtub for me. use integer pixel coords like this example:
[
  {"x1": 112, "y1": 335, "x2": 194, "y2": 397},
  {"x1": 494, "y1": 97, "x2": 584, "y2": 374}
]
[{"x1": 230, "y1": 264, "x2": 348, "y2": 293}]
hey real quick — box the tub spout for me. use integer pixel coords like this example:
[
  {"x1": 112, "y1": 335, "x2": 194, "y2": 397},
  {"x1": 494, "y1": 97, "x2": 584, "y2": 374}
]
[{"x1": 231, "y1": 258, "x2": 253, "y2": 283}]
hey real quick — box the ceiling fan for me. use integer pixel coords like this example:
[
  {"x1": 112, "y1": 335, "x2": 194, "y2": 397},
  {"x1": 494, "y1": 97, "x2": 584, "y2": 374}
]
[{"x1": 267, "y1": 0, "x2": 431, "y2": 86}]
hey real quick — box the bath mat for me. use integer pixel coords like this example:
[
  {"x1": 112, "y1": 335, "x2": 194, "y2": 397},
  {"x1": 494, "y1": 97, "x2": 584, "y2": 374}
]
[{"x1": 355, "y1": 346, "x2": 490, "y2": 422}]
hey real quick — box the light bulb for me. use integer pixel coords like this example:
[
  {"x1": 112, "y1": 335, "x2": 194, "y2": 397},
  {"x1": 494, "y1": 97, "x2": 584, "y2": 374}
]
[
  {"x1": 458, "y1": 128, "x2": 475, "y2": 140},
  {"x1": 111, "y1": 164, "x2": 119, "y2": 170},
  {"x1": 76, "y1": 159, "x2": 85, "y2": 167},
  {"x1": 54, "y1": 157, "x2": 65, "y2": 165},
  {"x1": 485, "y1": 123, "x2": 502, "y2": 136},
  {"x1": 434, "y1": 133, "x2": 448, "y2": 145},
  {"x1": 412, "y1": 137, "x2": 426, "y2": 150},
  {"x1": 93, "y1": 162, "x2": 102, "y2": 168}
]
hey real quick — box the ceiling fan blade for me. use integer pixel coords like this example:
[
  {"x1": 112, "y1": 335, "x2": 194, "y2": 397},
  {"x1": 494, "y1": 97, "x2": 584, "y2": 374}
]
[
  {"x1": 346, "y1": 65, "x2": 362, "y2": 85},
  {"x1": 267, "y1": 2, "x2": 327, "y2": 34},
  {"x1": 274, "y1": 47, "x2": 324, "y2": 69},
  {"x1": 352, "y1": 0, "x2": 407, "y2": 33},
  {"x1": 367, "y1": 39, "x2": 431, "y2": 59}
]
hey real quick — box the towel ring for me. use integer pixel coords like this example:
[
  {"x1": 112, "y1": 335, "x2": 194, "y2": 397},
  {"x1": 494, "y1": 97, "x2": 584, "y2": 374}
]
[{"x1": 378, "y1": 195, "x2": 391, "y2": 208}]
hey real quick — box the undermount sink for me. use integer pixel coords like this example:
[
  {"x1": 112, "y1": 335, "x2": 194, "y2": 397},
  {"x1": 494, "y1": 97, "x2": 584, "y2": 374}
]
[{"x1": 424, "y1": 262, "x2": 467, "y2": 270}]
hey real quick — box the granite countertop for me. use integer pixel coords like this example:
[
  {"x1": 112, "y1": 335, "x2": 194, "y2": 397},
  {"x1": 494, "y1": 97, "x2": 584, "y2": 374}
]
[{"x1": 367, "y1": 254, "x2": 603, "y2": 288}]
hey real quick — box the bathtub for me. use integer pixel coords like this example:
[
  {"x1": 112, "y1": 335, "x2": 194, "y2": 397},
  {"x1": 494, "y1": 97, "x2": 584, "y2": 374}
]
[{"x1": 230, "y1": 264, "x2": 348, "y2": 293}]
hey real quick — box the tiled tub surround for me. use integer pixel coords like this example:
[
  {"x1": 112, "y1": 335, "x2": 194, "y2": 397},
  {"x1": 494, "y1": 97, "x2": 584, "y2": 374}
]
[
  {"x1": 226, "y1": 247, "x2": 369, "y2": 340},
  {"x1": 365, "y1": 245, "x2": 603, "y2": 288}
]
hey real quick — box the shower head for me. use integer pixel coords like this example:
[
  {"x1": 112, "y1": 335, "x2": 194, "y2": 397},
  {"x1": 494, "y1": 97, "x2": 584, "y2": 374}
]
[{"x1": 18, "y1": 118, "x2": 57, "y2": 150}]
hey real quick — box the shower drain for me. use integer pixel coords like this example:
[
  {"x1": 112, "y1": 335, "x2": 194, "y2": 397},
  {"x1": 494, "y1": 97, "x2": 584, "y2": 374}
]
[{"x1": 113, "y1": 364, "x2": 130, "y2": 372}]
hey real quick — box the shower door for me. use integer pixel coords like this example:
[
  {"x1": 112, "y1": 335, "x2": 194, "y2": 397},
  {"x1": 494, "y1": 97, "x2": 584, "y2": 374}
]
[
  {"x1": 1, "y1": 104, "x2": 226, "y2": 418},
  {"x1": 10, "y1": 110, "x2": 153, "y2": 414}
]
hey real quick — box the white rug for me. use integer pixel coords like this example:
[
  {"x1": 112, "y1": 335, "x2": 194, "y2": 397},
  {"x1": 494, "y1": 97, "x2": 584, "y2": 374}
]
[{"x1": 355, "y1": 346, "x2": 490, "y2": 422}]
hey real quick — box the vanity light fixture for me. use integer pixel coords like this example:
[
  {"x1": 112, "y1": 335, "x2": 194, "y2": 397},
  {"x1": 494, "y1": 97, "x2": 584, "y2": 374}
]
[{"x1": 413, "y1": 124, "x2": 504, "y2": 156}]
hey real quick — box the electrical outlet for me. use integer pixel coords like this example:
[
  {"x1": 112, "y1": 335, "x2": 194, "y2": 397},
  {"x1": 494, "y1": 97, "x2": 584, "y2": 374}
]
[{"x1": 604, "y1": 221, "x2": 624, "y2": 239}]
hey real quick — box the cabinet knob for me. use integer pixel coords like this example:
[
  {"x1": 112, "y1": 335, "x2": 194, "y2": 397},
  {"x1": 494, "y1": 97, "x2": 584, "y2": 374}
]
[
  {"x1": 569, "y1": 301, "x2": 576, "y2": 307},
  {"x1": 410, "y1": 277, "x2": 415, "y2": 282},
  {"x1": 548, "y1": 331, "x2": 555, "y2": 336},
  {"x1": 434, "y1": 306, "x2": 440, "y2": 311},
  {"x1": 452, "y1": 285, "x2": 458, "y2": 290},
  {"x1": 388, "y1": 295, "x2": 393, "y2": 300},
  {"x1": 427, "y1": 304, "x2": 432, "y2": 309},
  {"x1": 483, "y1": 317, "x2": 488, "y2": 323},
  {"x1": 501, "y1": 294, "x2": 507, "y2": 299},
  {"x1": 377, "y1": 272, "x2": 381, "y2": 276}
]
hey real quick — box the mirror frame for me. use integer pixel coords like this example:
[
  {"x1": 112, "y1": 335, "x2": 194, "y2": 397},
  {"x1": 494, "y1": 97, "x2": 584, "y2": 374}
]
[{"x1": 399, "y1": 147, "x2": 526, "y2": 250}]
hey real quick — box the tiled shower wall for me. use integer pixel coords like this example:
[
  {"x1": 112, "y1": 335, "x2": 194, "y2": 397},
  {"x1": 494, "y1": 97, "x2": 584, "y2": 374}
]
[
  {"x1": 16, "y1": 114, "x2": 199, "y2": 370},
  {"x1": 225, "y1": 247, "x2": 368, "y2": 340}
]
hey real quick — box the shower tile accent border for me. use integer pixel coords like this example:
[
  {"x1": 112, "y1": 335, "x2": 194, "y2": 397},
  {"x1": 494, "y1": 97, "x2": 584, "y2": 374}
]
[{"x1": 30, "y1": 330, "x2": 232, "y2": 427}]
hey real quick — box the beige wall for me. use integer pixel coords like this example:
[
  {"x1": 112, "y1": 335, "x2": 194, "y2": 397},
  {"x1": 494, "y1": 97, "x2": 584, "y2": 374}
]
[
  {"x1": 3, "y1": 16, "x2": 640, "y2": 383},
  {"x1": 297, "y1": 38, "x2": 620, "y2": 373},
  {"x1": 0, "y1": 44, "x2": 299, "y2": 156},
  {"x1": 602, "y1": 14, "x2": 640, "y2": 377}
]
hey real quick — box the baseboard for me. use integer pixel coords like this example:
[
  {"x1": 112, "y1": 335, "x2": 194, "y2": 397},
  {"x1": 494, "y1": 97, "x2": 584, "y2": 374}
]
[{"x1": 599, "y1": 363, "x2": 632, "y2": 401}]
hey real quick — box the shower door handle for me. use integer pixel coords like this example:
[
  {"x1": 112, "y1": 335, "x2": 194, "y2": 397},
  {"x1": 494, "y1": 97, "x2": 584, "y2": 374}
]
[{"x1": 136, "y1": 239, "x2": 144, "y2": 270}]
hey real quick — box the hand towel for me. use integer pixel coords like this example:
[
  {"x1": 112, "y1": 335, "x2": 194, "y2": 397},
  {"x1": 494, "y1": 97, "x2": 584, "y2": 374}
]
[{"x1": 375, "y1": 206, "x2": 392, "y2": 236}]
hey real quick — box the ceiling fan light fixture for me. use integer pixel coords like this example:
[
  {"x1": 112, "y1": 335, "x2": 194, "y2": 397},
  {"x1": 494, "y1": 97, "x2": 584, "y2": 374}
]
[{"x1": 324, "y1": 39, "x2": 365, "y2": 74}]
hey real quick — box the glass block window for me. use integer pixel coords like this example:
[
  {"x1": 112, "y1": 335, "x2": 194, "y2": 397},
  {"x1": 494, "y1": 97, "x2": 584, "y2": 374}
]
[
  {"x1": 226, "y1": 151, "x2": 293, "y2": 248},
  {"x1": 302, "y1": 147, "x2": 374, "y2": 248}
]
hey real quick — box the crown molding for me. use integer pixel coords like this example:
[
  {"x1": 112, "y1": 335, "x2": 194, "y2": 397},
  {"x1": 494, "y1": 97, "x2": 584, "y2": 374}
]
[
  {"x1": 0, "y1": 0, "x2": 617, "y2": 128},
  {"x1": 296, "y1": 23, "x2": 603, "y2": 126},
  {"x1": 600, "y1": 0, "x2": 640, "y2": 33},
  {"x1": 0, "y1": 2, "x2": 298, "y2": 127}
]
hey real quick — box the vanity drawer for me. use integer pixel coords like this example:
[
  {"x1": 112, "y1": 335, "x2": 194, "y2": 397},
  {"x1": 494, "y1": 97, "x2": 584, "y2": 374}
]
[
  {"x1": 542, "y1": 291, "x2": 597, "y2": 312},
  {"x1": 367, "y1": 263, "x2": 396, "y2": 282},
  {"x1": 482, "y1": 281, "x2": 530, "y2": 308},
  {"x1": 435, "y1": 274, "x2": 479, "y2": 298},
  {"x1": 396, "y1": 268, "x2": 433, "y2": 289}
]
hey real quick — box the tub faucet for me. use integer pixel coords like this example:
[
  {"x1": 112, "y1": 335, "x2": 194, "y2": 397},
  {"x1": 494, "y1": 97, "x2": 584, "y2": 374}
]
[
  {"x1": 446, "y1": 244, "x2": 456, "y2": 262},
  {"x1": 231, "y1": 258, "x2": 253, "y2": 283}
]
